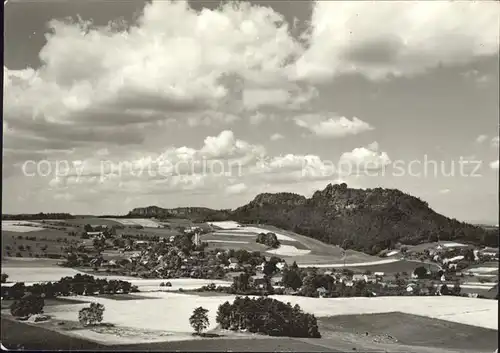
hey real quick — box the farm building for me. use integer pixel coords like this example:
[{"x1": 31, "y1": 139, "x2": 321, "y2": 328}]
[
  {"x1": 271, "y1": 275, "x2": 283, "y2": 286},
  {"x1": 250, "y1": 274, "x2": 267, "y2": 288},
  {"x1": 317, "y1": 287, "x2": 327, "y2": 298},
  {"x1": 352, "y1": 274, "x2": 368, "y2": 282}
]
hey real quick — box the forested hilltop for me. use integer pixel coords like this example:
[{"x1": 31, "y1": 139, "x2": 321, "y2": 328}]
[
  {"x1": 129, "y1": 184, "x2": 498, "y2": 254},
  {"x1": 230, "y1": 184, "x2": 498, "y2": 254}
]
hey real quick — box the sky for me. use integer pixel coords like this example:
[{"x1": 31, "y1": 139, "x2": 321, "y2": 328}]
[{"x1": 2, "y1": 0, "x2": 499, "y2": 224}]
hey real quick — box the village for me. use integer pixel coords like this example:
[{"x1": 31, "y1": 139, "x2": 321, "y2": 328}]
[{"x1": 47, "y1": 222, "x2": 498, "y2": 300}]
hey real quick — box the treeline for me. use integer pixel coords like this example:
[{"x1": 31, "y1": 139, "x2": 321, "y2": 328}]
[
  {"x1": 2, "y1": 213, "x2": 75, "y2": 220},
  {"x1": 1, "y1": 274, "x2": 136, "y2": 300},
  {"x1": 216, "y1": 296, "x2": 321, "y2": 338}
]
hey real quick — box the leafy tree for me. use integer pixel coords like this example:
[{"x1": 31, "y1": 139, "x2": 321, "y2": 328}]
[
  {"x1": 232, "y1": 273, "x2": 250, "y2": 293},
  {"x1": 84, "y1": 224, "x2": 93, "y2": 232},
  {"x1": 173, "y1": 234, "x2": 193, "y2": 254},
  {"x1": 451, "y1": 281, "x2": 461, "y2": 296},
  {"x1": 263, "y1": 261, "x2": 277, "y2": 277},
  {"x1": 282, "y1": 268, "x2": 302, "y2": 290},
  {"x1": 256, "y1": 232, "x2": 280, "y2": 248},
  {"x1": 1, "y1": 273, "x2": 8, "y2": 283},
  {"x1": 92, "y1": 237, "x2": 105, "y2": 253},
  {"x1": 78, "y1": 303, "x2": 105, "y2": 327},
  {"x1": 189, "y1": 306, "x2": 209, "y2": 335},
  {"x1": 464, "y1": 249, "x2": 475, "y2": 262},
  {"x1": 10, "y1": 293, "x2": 44, "y2": 317},
  {"x1": 413, "y1": 266, "x2": 428, "y2": 279},
  {"x1": 440, "y1": 284, "x2": 450, "y2": 295}
]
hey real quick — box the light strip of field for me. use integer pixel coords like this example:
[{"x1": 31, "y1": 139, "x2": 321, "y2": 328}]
[
  {"x1": 297, "y1": 258, "x2": 400, "y2": 268},
  {"x1": 206, "y1": 240, "x2": 249, "y2": 244},
  {"x1": 461, "y1": 284, "x2": 497, "y2": 290}
]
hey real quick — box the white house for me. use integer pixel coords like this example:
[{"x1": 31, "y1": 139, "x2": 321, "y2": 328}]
[
  {"x1": 317, "y1": 287, "x2": 327, "y2": 298},
  {"x1": 276, "y1": 262, "x2": 286, "y2": 271},
  {"x1": 352, "y1": 274, "x2": 368, "y2": 282}
]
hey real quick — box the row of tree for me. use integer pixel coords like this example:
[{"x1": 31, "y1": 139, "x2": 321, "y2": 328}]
[{"x1": 1, "y1": 274, "x2": 135, "y2": 300}]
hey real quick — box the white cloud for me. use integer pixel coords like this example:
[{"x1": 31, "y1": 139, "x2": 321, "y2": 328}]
[
  {"x1": 476, "y1": 134, "x2": 488, "y2": 144},
  {"x1": 225, "y1": 183, "x2": 247, "y2": 195},
  {"x1": 270, "y1": 133, "x2": 284, "y2": 141},
  {"x1": 439, "y1": 188, "x2": 451, "y2": 194},
  {"x1": 490, "y1": 160, "x2": 499, "y2": 170},
  {"x1": 2, "y1": 1, "x2": 310, "y2": 157},
  {"x1": 249, "y1": 112, "x2": 268, "y2": 125},
  {"x1": 339, "y1": 142, "x2": 391, "y2": 172},
  {"x1": 292, "y1": 1, "x2": 500, "y2": 81},
  {"x1": 491, "y1": 136, "x2": 499, "y2": 148},
  {"x1": 294, "y1": 115, "x2": 374, "y2": 138}
]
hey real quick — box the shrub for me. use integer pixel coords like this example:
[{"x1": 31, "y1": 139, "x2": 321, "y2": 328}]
[
  {"x1": 78, "y1": 303, "x2": 105, "y2": 327},
  {"x1": 1, "y1": 273, "x2": 8, "y2": 283},
  {"x1": 10, "y1": 294, "x2": 45, "y2": 318},
  {"x1": 15, "y1": 252, "x2": 23, "y2": 257}
]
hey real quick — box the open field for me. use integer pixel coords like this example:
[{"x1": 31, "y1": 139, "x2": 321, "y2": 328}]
[
  {"x1": 297, "y1": 258, "x2": 400, "y2": 268},
  {"x1": 207, "y1": 221, "x2": 241, "y2": 229},
  {"x1": 58, "y1": 218, "x2": 123, "y2": 227},
  {"x1": 2, "y1": 291, "x2": 495, "y2": 350},
  {"x1": 0, "y1": 317, "x2": 340, "y2": 351},
  {"x1": 317, "y1": 312, "x2": 498, "y2": 352},
  {"x1": 104, "y1": 218, "x2": 161, "y2": 228},
  {"x1": 38, "y1": 291, "x2": 498, "y2": 334},
  {"x1": 2, "y1": 316, "x2": 490, "y2": 353},
  {"x1": 2, "y1": 229, "x2": 81, "y2": 258},
  {"x1": 204, "y1": 221, "x2": 383, "y2": 266},
  {"x1": 116, "y1": 227, "x2": 178, "y2": 238},
  {"x1": 267, "y1": 244, "x2": 311, "y2": 256},
  {"x1": 344, "y1": 259, "x2": 440, "y2": 273},
  {"x1": 2, "y1": 257, "x2": 63, "y2": 268},
  {"x1": 1, "y1": 221, "x2": 46, "y2": 232}
]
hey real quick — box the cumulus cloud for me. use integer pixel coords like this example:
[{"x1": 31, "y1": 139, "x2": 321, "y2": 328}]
[
  {"x1": 3, "y1": 1, "x2": 311, "y2": 155},
  {"x1": 476, "y1": 134, "x2": 488, "y2": 144},
  {"x1": 293, "y1": 115, "x2": 374, "y2": 138},
  {"x1": 339, "y1": 141, "x2": 391, "y2": 172},
  {"x1": 225, "y1": 183, "x2": 248, "y2": 195},
  {"x1": 270, "y1": 133, "x2": 284, "y2": 141},
  {"x1": 292, "y1": 1, "x2": 500, "y2": 81},
  {"x1": 491, "y1": 136, "x2": 499, "y2": 148}
]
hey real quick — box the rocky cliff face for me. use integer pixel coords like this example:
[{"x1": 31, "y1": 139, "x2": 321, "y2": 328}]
[{"x1": 127, "y1": 206, "x2": 231, "y2": 222}]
